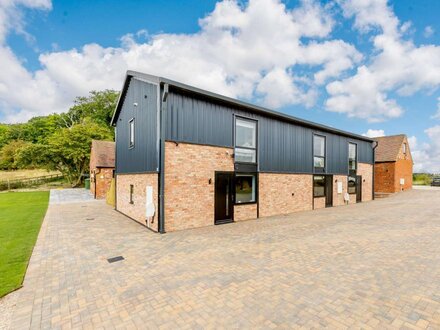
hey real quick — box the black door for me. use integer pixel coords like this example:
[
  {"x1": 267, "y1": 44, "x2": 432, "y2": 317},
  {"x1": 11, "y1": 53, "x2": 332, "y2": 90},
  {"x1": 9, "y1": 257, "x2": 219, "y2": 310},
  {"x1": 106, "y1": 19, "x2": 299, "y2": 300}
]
[
  {"x1": 356, "y1": 175, "x2": 362, "y2": 202},
  {"x1": 325, "y1": 175, "x2": 333, "y2": 207},
  {"x1": 215, "y1": 172, "x2": 234, "y2": 224}
]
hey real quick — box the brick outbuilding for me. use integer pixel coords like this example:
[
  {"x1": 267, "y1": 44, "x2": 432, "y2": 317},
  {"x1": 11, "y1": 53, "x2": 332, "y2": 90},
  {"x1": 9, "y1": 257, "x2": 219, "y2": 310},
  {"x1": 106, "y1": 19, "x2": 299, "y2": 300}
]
[
  {"x1": 90, "y1": 140, "x2": 115, "y2": 199},
  {"x1": 374, "y1": 135, "x2": 413, "y2": 194}
]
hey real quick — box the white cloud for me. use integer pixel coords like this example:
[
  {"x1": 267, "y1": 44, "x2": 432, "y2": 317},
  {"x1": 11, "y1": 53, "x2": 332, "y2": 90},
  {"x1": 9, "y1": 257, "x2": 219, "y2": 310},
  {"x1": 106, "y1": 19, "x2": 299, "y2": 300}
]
[
  {"x1": 411, "y1": 127, "x2": 440, "y2": 173},
  {"x1": 431, "y1": 97, "x2": 440, "y2": 120},
  {"x1": 0, "y1": 0, "x2": 364, "y2": 123},
  {"x1": 424, "y1": 26, "x2": 434, "y2": 38},
  {"x1": 326, "y1": 0, "x2": 440, "y2": 122},
  {"x1": 362, "y1": 129, "x2": 385, "y2": 138},
  {"x1": 0, "y1": 0, "x2": 51, "y2": 44}
]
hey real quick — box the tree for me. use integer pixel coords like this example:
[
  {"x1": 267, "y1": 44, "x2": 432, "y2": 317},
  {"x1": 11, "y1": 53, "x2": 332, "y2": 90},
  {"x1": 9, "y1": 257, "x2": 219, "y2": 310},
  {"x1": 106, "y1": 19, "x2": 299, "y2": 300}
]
[
  {"x1": 26, "y1": 120, "x2": 114, "y2": 187},
  {"x1": 0, "y1": 140, "x2": 32, "y2": 170},
  {"x1": 0, "y1": 124, "x2": 12, "y2": 149},
  {"x1": 58, "y1": 90, "x2": 119, "y2": 129}
]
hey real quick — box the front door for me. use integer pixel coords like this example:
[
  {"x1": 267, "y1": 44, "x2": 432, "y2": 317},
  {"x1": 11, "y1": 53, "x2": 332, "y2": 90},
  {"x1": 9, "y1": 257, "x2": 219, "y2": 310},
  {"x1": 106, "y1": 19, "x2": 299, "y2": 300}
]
[
  {"x1": 325, "y1": 175, "x2": 333, "y2": 207},
  {"x1": 215, "y1": 172, "x2": 234, "y2": 224},
  {"x1": 356, "y1": 175, "x2": 362, "y2": 202}
]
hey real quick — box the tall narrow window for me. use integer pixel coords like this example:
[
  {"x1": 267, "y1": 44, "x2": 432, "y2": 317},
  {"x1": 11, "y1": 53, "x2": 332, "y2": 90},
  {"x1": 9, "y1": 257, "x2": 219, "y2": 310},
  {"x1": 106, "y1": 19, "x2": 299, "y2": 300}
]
[
  {"x1": 235, "y1": 117, "x2": 257, "y2": 163},
  {"x1": 313, "y1": 135, "x2": 326, "y2": 172},
  {"x1": 129, "y1": 118, "x2": 135, "y2": 148},
  {"x1": 129, "y1": 184, "x2": 134, "y2": 204},
  {"x1": 235, "y1": 174, "x2": 256, "y2": 203},
  {"x1": 403, "y1": 143, "x2": 407, "y2": 154},
  {"x1": 313, "y1": 175, "x2": 325, "y2": 197},
  {"x1": 348, "y1": 143, "x2": 357, "y2": 171}
]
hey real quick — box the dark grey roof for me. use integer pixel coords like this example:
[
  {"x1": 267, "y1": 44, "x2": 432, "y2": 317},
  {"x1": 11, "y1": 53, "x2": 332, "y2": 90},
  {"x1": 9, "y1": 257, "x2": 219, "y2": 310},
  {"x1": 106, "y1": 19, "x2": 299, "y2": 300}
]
[{"x1": 111, "y1": 70, "x2": 373, "y2": 142}]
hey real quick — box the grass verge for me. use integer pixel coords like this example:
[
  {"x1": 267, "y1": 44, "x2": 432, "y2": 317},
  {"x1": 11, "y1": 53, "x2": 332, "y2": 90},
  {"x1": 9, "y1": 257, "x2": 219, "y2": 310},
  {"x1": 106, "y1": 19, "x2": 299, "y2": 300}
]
[{"x1": 0, "y1": 191, "x2": 49, "y2": 297}]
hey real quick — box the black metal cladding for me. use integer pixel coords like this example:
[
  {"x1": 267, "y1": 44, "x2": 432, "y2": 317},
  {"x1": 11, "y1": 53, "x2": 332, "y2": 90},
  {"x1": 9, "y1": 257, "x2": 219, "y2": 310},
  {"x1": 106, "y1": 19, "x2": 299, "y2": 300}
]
[
  {"x1": 165, "y1": 90, "x2": 373, "y2": 175},
  {"x1": 115, "y1": 78, "x2": 158, "y2": 173},
  {"x1": 166, "y1": 91, "x2": 236, "y2": 147}
]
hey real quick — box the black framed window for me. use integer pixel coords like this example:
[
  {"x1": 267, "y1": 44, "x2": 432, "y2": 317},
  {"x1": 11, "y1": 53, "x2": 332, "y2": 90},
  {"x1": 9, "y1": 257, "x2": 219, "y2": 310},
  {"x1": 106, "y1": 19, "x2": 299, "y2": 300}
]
[
  {"x1": 235, "y1": 173, "x2": 256, "y2": 203},
  {"x1": 129, "y1": 118, "x2": 135, "y2": 148},
  {"x1": 348, "y1": 143, "x2": 357, "y2": 171},
  {"x1": 314, "y1": 135, "x2": 326, "y2": 172},
  {"x1": 235, "y1": 117, "x2": 257, "y2": 163},
  {"x1": 313, "y1": 175, "x2": 325, "y2": 198},
  {"x1": 129, "y1": 184, "x2": 134, "y2": 204},
  {"x1": 348, "y1": 175, "x2": 356, "y2": 194}
]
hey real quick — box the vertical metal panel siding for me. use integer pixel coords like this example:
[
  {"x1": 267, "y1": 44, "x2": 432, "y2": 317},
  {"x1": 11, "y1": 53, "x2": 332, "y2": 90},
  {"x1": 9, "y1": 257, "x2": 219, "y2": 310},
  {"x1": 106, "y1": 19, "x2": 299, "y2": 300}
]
[
  {"x1": 165, "y1": 91, "x2": 373, "y2": 174},
  {"x1": 166, "y1": 92, "x2": 234, "y2": 146},
  {"x1": 358, "y1": 140, "x2": 374, "y2": 164},
  {"x1": 115, "y1": 79, "x2": 158, "y2": 173}
]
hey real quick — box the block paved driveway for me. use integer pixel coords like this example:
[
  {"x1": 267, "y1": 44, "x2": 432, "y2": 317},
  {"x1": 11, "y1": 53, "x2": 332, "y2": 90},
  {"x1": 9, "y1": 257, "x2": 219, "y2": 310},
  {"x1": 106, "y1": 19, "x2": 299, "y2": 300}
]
[{"x1": 10, "y1": 189, "x2": 440, "y2": 329}]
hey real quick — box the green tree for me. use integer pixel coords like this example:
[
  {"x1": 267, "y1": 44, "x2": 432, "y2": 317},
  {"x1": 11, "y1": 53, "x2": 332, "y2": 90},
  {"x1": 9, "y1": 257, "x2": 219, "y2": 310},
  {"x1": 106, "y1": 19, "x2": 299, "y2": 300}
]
[
  {"x1": 58, "y1": 90, "x2": 119, "y2": 129},
  {"x1": 0, "y1": 124, "x2": 12, "y2": 149},
  {"x1": 0, "y1": 140, "x2": 32, "y2": 170},
  {"x1": 22, "y1": 115, "x2": 60, "y2": 144},
  {"x1": 19, "y1": 120, "x2": 113, "y2": 187}
]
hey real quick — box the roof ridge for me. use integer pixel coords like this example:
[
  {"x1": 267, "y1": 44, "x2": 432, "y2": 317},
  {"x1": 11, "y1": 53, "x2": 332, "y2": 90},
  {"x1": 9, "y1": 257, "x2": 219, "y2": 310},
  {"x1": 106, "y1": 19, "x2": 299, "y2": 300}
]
[{"x1": 374, "y1": 134, "x2": 406, "y2": 139}]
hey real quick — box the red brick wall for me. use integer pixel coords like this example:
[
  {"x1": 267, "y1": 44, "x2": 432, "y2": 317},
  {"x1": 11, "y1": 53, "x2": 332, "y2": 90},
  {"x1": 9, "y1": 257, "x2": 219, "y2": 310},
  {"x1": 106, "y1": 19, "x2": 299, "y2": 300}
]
[
  {"x1": 374, "y1": 162, "x2": 395, "y2": 193},
  {"x1": 313, "y1": 197, "x2": 326, "y2": 209},
  {"x1": 234, "y1": 203, "x2": 258, "y2": 221},
  {"x1": 259, "y1": 173, "x2": 312, "y2": 217},
  {"x1": 394, "y1": 159, "x2": 413, "y2": 191},
  {"x1": 164, "y1": 142, "x2": 234, "y2": 232},
  {"x1": 91, "y1": 168, "x2": 113, "y2": 199},
  {"x1": 358, "y1": 163, "x2": 373, "y2": 202},
  {"x1": 333, "y1": 175, "x2": 348, "y2": 207},
  {"x1": 116, "y1": 173, "x2": 159, "y2": 231}
]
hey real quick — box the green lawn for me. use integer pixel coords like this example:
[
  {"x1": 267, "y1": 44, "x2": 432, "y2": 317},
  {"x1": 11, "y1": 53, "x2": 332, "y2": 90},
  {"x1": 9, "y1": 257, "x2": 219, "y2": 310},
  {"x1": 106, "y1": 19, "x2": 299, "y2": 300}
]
[{"x1": 0, "y1": 191, "x2": 49, "y2": 297}]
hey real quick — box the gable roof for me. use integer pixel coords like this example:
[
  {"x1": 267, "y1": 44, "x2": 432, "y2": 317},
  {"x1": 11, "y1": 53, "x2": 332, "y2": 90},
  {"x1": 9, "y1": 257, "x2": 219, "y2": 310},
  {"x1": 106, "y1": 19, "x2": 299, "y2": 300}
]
[
  {"x1": 90, "y1": 140, "x2": 115, "y2": 168},
  {"x1": 373, "y1": 134, "x2": 406, "y2": 162},
  {"x1": 111, "y1": 70, "x2": 373, "y2": 143}
]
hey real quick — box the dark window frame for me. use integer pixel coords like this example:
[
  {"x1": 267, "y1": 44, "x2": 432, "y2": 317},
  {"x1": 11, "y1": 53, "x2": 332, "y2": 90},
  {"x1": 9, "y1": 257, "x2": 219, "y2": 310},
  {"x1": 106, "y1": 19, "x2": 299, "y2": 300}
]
[
  {"x1": 234, "y1": 116, "x2": 258, "y2": 165},
  {"x1": 313, "y1": 134, "x2": 326, "y2": 173},
  {"x1": 348, "y1": 142, "x2": 357, "y2": 172},
  {"x1": 313, "y1": 175, "x2": 326, "y2": 198},
  {"x1": 234, "y1": 172, "x2": 258, "y2": 205},
  {"x1": 129, "y1": 184, "x2": 134, "y2": 204},
  {"x1": 129, "y1": 118, "x2": 135, "y2": 149}
]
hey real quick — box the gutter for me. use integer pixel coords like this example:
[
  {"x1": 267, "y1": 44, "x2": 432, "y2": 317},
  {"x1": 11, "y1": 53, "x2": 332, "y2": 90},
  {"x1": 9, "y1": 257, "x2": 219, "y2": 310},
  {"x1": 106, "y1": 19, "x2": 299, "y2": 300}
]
[
  {"x1": 158, "y1": 83, "x2": 169, "y2": 234},
  {"x1": 372, "y1": 141, "x2": 379, "y2": 200}
]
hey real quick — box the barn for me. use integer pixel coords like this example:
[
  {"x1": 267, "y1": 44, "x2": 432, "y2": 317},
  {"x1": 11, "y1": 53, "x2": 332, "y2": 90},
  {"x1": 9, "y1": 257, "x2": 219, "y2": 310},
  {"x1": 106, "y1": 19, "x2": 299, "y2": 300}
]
[
  {"x1": 373, "y1": 135, "x2": 413, "y2": 194},
  {"x1": 89, "y1": 140, "x2": 115, "y2": 199},
  {"x1": 111, "y1": 71, "x2": 375, "y2": 233}
]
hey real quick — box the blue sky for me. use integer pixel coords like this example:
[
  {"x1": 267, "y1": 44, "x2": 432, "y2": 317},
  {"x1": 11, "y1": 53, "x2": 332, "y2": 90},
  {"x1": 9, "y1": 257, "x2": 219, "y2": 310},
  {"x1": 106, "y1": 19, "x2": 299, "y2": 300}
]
[{"x1": 1, "y1": 0, "x2": 440, "y2": 172}]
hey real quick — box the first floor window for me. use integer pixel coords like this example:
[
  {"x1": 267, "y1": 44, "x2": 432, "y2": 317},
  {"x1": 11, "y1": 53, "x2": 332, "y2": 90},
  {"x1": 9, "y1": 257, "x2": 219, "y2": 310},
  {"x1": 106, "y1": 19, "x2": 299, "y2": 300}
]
[
  {"x1": 129, "y1": 184, "x2": 134, "y2": 204},
  {"x1": 348, "y1": 143, "x2": 357, "y2": 171},
  {"x1": 235, "y1": 173, "x2": 256, "y2": 203},
  {"x1": 348, "y1": 176, "x2": 356, "y2": 194},
  {"x1": 313, "y1": 135, "x2": 326, "y2": 172},
  {"x1": 235, "y1": 117, "x2": 257, "y2": 163},
  {"x1": 313, "y1": 175, "x2": 325, "y2": 198},
  {"x1": 235, "y1": 148, "x2": 256, "y2": 163},
  {"x1": 129, "y1": 118, "x2": 135, "y2": 148}
]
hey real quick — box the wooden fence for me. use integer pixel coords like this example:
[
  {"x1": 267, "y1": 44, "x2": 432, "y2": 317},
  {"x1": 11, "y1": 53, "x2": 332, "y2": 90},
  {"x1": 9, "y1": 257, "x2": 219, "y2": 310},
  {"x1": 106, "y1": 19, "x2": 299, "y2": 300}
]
[{"x1": 0, "y1": 174, "x2": 64, "y2": 191}]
